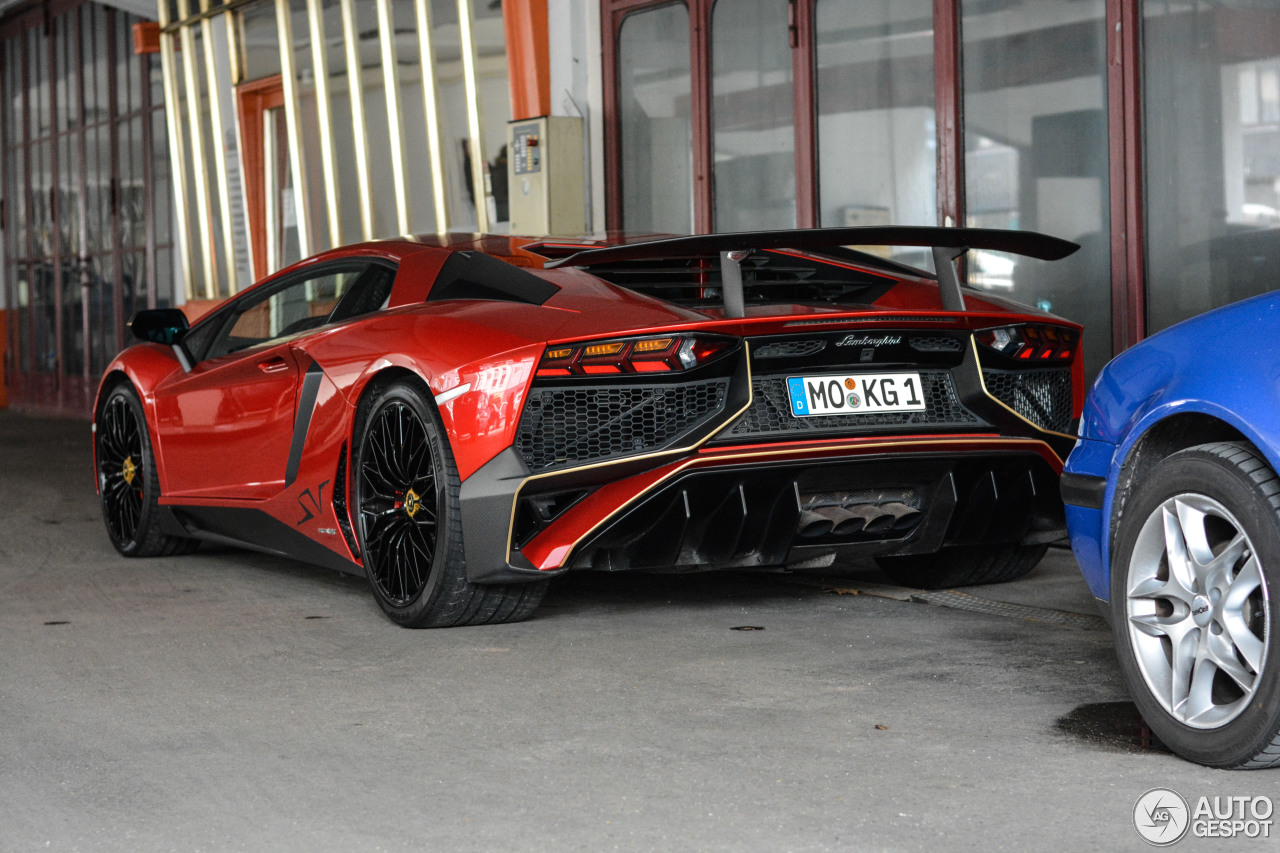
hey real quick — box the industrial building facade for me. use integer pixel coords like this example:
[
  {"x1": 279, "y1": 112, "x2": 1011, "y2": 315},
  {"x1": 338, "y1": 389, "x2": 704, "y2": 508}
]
[{"x1": 1, "y1": 0, "x2": 1278, "y2": 414}]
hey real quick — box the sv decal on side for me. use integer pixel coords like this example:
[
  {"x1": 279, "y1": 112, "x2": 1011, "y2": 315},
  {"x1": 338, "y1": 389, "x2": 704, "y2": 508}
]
[{"x1": 296, "y1": 480, "x2": 331, "y2": 526}]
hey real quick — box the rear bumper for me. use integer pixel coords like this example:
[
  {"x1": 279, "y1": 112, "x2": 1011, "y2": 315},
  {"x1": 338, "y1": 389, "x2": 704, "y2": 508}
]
[
  {"x1": 461, "y1": 434, "x2": 1066, "y2": 583},
  {"x1": 461, "y1": 330, "x2": 1080, "y2": 584}
]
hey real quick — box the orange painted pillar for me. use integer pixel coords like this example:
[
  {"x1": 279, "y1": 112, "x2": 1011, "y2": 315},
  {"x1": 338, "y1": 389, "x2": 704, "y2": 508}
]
[
  {"x1": 504, "y1": 0, "x2": 550, "y2": 120},
  {"x1": 180, "y1": 299, "x2": 223, "y2": 324}
]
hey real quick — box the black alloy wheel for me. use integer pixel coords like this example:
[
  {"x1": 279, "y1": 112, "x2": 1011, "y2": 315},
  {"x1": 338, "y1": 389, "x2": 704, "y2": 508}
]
[
  {"x1": 352, "y1": 378, "x2": 548, "y2": 628},
  {"x1": 95, "y1": 383, "x2": 197, "y2": 557},
  {"x1": 358, "y1": 396, "x2": 442, "y2": 608},
  {"x1": 98, "y1": 390, "x2": 146, "y2": 546}
]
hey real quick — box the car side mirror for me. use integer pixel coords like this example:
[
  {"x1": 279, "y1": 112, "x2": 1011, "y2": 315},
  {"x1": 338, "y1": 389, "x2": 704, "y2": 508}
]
[{"x1": 131, "y1": 308, "x2": 190, "y2": 345}]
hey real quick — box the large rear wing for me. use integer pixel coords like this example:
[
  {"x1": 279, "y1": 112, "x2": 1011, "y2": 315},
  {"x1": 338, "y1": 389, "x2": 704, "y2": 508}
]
[{"x1": 545, "y1": 226, "x2": 1080, "y2": 317}]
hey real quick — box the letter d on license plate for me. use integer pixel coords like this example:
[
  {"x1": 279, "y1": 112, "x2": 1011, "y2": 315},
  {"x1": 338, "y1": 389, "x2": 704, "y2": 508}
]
[{"x1": 786, "y1": 373, "x2": 927, "y2": 417}]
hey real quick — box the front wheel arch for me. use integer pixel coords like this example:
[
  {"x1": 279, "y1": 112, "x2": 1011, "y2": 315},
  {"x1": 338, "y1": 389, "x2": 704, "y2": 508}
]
[{"x1": 1109, "y1": 413, "x2": 1250, "y2": 560}]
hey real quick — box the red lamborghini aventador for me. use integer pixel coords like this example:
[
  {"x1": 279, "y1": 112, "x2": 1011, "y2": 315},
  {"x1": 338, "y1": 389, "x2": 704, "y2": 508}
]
[{"x1": 94, "y1": 227, "x2": 1083, "y2": 627}]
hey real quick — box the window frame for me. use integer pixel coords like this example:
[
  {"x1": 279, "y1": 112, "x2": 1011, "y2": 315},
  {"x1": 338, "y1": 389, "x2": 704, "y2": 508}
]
[
  {"x1": 188, "y1": 257, "x2": 397, "y2": 363},
  {"x1": 602, "y1": 0, "x2": 1147, "y2": 358}
]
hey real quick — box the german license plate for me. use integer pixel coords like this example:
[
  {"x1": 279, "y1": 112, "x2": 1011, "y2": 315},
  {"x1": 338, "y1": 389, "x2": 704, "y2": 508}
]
[{"x1": 786, "y1": 373, "x2": 926, "y2": 417}]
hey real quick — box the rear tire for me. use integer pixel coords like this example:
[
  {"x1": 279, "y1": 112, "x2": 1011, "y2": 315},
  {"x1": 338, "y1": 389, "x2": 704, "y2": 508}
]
[
  {"x1": 95, "y1": 383, "x2": 198, "y2": 557},
  {"x1": 875, "y1": 542, "x2": 1048, "y2": 589},
  {"x1": 352, "y1": 378, "x2": 547, "y2": 627}
]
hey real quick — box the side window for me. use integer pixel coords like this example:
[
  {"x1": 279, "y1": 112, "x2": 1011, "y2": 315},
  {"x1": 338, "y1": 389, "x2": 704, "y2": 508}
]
[
  {"x1": 201, "y1": 262, "x2": 394, "y2": 361},
  {"x1": 329, "y1": 264, "x2": 396, "y2": 323}
]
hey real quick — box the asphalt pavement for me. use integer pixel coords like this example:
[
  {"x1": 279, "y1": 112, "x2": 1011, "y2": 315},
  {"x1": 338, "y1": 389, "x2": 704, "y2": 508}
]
[{"x1": 1, "y1": 410, "x2": 1275, "y2": 852}]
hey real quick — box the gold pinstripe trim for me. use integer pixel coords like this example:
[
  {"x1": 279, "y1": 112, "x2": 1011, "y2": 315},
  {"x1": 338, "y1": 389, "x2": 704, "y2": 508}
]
[
  {"x1": 505, "y1": 334, "x2": 1076, "y2": 570},
  {"x1": 537, "y1": 434, "x2": 1062, "y2": 570},
  {"x1": 968, "y1": 335, "x2": 1077, "y2": 447},
  {"x1": 503, "y1": 341, "x2": 757, "y2": 560}
]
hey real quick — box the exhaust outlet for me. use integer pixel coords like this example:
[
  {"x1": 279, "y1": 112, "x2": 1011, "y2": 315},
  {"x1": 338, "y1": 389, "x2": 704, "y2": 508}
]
[
  {"x1": 830, "y1": 507, "x2": 868, "y2": 536},
  {"x1": 797, "y1": 509, "x2": 834, "y2": 538},
  {"x1": 811, "y1": 505, "x2": 864, "y2": 536},
  {"x1": 842, "y1": 504, "x2": 893, "y2": 534},
  {"x1": 844, "y1": 504, "x2": 896, "y2": 532},
  {"x1": 880, "y1": 501, "x2": 922, "y2": 530}
]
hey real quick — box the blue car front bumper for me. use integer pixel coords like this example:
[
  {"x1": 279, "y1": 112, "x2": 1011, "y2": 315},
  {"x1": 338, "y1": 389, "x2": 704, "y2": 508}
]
[{"x1": 1061, "y1": 436, "x2": 1115, "y2": 602}]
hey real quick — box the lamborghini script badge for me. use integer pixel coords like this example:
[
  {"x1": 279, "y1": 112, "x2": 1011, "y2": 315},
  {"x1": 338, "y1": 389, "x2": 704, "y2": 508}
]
[{"x1": 835, "y1": 334, "x2": 901, "y2": 348}]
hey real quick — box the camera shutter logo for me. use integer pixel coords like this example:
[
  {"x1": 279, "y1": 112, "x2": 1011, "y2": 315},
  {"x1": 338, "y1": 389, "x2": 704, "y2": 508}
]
[{"x1": 1134, "y1": 788, "x2": 1191, "y2": 846}]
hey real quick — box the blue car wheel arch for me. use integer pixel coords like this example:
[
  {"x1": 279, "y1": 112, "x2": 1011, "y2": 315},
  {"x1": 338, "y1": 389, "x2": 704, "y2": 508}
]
[{"x1": 1063, "y1": 291, "x2": 1280, "y2": 605}]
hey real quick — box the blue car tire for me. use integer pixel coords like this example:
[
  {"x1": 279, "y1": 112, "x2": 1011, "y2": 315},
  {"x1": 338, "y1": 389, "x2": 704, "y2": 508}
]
[{"x1": 1111, "y1": 442, "x2": 1280, "y2": 768}]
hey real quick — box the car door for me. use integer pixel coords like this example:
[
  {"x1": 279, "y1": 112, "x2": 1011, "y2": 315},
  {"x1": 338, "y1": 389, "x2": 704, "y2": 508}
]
[{"x1": 152, "y1": 262, "x2": 377, "y2": 500}]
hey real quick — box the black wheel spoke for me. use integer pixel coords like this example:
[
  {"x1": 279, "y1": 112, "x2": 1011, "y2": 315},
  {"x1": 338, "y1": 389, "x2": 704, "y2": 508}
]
[
  {"x1": 359, "y1": 462, "x2": 399, "y2": 501},
  {"x1": 356, "y1": 395, "x2": 440, "y2": 608},
  {"x1": 411, "y1": 503, "x2": 437, "y2": 527},
  {"x1": 363, "y1": 513, "x2": 399, "y2": 550},
  {"x1": 98, "y1": 394, "x2": 147, "y2": 545},
  {"x1": 407, "y1": 525, "x2": 435, "y2": 566},
  {"x1": 404, "y1": 440, "x2": 430, "y2": 483}
]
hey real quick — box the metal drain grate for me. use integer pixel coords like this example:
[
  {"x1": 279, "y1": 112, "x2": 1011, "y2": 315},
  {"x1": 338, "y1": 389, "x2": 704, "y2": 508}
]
[{"x1": 908, "y1": 590, "x2": 1108, "y2": 630}]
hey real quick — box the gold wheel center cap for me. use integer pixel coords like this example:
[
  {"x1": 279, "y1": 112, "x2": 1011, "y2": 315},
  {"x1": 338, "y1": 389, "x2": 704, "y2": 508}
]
[
  {"x1": 404, "y1": 488, "x2": 421, "y2": 519},
  {"x1": 122, "y1": 457, "x2": 137, "y2": 486}
]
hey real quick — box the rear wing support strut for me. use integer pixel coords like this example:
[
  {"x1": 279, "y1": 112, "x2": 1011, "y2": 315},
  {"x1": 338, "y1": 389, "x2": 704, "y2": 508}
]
[
  {"x1": 719, "y1": 250, "x2": 750, "y2": 319},
  {"x1": 932, "y1": 245, "x2": 968, "y2": 312}
]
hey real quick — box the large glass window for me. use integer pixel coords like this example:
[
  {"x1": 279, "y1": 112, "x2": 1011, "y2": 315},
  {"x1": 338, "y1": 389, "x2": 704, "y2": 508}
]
[
  {"x1": 1, "y1": 3, "x2": 174, "y2": 411},
  {"x1": 204, "y1": 262, "x2": 392, "y2": 359},
  {"x1": 617, "y1": 3, "x2": 693, "y2": 234},
  {"x1": 54, "y1": 8, "x2": 83, "y2": 380},
  {"x1": 469, "y1": 0, "x2": 514, "y2": 228},
  {"x1": 233, "y1": 0, "x2": 507, "y2": 253},
  {"x1": 1144, "y1": 1, "x2": 1280, "y2": 333},
  {"x1": 962, "y1": 0, "x2": 1112, "y2": 380},
  {"x1": 352, "y1": 0, "x2": 402, "y2": 238},
  {"x1": 393, "y1": 0, "x2": 444, "y2": 235},
  {"x1": 29, "y1": 24, "x2": 54, "y2": 375},
  {"x1": 2, "y1": 31, "x2": 29, "y2": 374},
  {"x1": 816, "y1": 0, "x2": 936, "y2": 232},
  {"x1": 711, "y1": 0, "x2": 795, "y2": 231},
  {"x1": 315, "y1": 0, "x2": 365, "y2": 243},
  {"x1": 239, "y1": 0, "x2": 283, "y2": 80}
]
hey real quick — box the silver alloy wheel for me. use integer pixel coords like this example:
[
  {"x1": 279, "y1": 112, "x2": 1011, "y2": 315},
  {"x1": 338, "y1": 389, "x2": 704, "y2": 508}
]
[{"x1": 1126, "y1": 493, "x2": 1271, "y2": 729}]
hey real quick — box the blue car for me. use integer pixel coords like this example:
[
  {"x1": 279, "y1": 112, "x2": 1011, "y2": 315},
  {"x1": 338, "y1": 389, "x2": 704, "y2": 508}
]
[{"x1": 1063, "y1": 292, "x2": 1280, "y2": 768}]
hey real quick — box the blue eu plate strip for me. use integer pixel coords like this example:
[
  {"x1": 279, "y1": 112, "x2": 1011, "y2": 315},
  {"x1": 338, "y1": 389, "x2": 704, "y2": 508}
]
[{"x1": 786, "y1": 377, "x2": 809, "y2": 416}]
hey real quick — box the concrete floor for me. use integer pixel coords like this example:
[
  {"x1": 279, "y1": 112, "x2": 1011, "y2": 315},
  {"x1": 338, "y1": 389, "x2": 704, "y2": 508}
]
[{"x1": 1, "y1": 411, "x2": 1273, "y2": 852}]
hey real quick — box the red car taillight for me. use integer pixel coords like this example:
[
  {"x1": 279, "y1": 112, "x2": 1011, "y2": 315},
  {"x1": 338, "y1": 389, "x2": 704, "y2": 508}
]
[
  {"x1": 536, "y1": 335, "x2": 736, "y2": 377},
  {"x1": 976, "y1": 323, "x2": 1079, "y2": 362}
]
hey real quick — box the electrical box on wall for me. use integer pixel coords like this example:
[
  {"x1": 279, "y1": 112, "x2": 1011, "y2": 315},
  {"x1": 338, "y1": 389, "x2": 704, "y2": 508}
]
[{"x1": 507, "y1": 116, "x2": 586, "y2": 236}]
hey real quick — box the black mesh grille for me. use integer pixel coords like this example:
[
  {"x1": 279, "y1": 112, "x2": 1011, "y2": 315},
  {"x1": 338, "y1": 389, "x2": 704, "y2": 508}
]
[
  {"x1": 516, "y1": 380, "x2": 730, "y2": 472},
  {"x1": 983, "y1": 367, "x2": 1073, "y2": 433},
  {"x1": 753, "y1": 339, "x2": 828, "y2": 359},
  {"x1": 717, "y1": 371, "x2": 981, "y2": 442},
  {"x1": 332, "y1": 443, "x2": 358, "y2": 559},
  {"x1": 909, "y1": 336, "x2": 964, "y2": 353}
]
